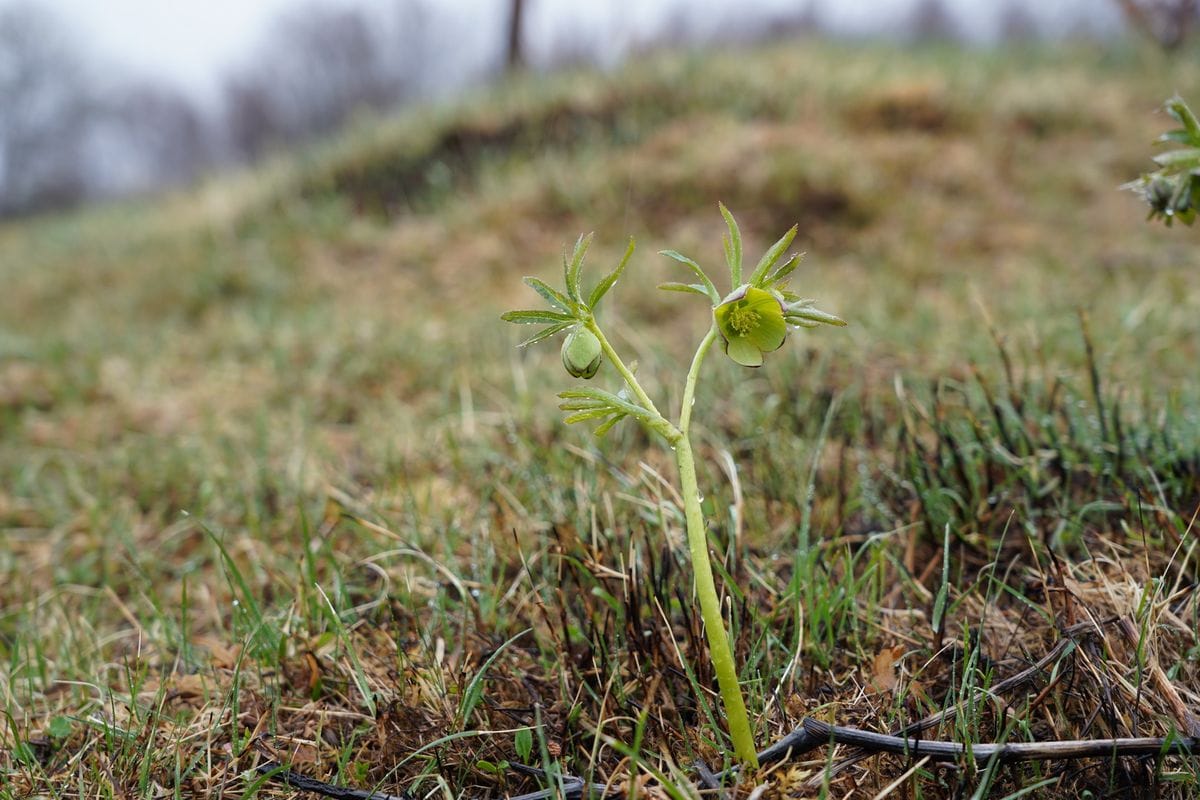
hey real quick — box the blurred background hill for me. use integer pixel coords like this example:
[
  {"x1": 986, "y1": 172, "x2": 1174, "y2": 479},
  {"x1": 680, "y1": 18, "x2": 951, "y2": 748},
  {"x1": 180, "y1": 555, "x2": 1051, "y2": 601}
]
[{"x1": 1, "y1": 0, "x2": 1194, "y2": 217}]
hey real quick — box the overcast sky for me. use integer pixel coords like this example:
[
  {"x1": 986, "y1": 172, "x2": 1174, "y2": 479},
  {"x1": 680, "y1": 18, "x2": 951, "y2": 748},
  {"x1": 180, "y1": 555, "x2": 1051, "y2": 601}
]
[{"x1": 32, "y1": 0, "x2": 1125, "y2": 104}]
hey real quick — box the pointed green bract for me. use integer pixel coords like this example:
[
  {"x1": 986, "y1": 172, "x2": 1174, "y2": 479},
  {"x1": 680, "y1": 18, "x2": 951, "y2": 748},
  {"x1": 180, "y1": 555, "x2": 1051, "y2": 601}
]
[
  {"x1": 1167, "y1": 95, "x2": 1200, "y2": 140},
  {"x1": 766, "y1": 252, "x2": 803, "y2": 289},
  {"x1": 587, "y1": 237, "x2": 634, "y2": 309},
  {"x1": 524, "y1": 277, "x2": 572, "y2": 312},
  {"x1": 786, "y1": 303, "x2": 847, "y2": 328},
  {"x1": 564, "y1": 232, "x2": 593, "y2": 303},
  {"x1": 719, "y1": 201, "x2": 743, "y2": 286},
  {"x1": 501, "y1": 309, "x2": 574, "y2": 324},
  {"x1": 518, "y1": 319, "x2": 575, "y2": 348},
  {"x1": 660, "y1": 249, "x2": 720, "y2": 304},
  {"x1": 658, "y1": 282, "x2": 712, "y2": 296},
  {"x1": 748, "y1": 224, "x2": 798, "y2": 287}
]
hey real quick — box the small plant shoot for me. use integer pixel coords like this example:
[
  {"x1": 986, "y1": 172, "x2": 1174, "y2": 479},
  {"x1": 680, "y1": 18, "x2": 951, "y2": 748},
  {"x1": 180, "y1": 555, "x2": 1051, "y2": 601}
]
[
  {"x1": 1125, "y1": 95, "x2": 1200, "y2": 226},
  {"x1": 502, "y1": 204, "x2": 845, "y2": 767}
]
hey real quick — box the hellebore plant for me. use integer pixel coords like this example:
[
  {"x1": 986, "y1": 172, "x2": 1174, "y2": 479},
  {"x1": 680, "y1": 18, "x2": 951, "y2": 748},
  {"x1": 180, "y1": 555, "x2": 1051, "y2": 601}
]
[
  {"x1": 1124, "y1": 95, "x2": 1200, "y2": 227},
  {"x1": 502, "y1": 204, "x2": 845, "y2": 767}
]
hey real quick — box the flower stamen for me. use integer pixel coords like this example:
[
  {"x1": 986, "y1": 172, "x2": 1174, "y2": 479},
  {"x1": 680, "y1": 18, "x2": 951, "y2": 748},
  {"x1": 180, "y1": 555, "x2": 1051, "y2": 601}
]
[{"x1": 727, "y1": 304, "x2": 760, "y2": 335}]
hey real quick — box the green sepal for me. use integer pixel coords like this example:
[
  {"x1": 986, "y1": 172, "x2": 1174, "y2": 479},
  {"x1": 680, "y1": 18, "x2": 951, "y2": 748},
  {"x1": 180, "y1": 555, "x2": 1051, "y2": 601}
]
[
  {"x1": 587, "y1": 236, "x2": 634, "y2": 310},
  {"x1": 726, "y1": 337, "x2": 764, "y2": 367},
  {"x1": 523, "y1": 277, "x2": 572, "y2": 312},
  {"x1": 748, "y1": 224, "x2": 797, "y2": 287},
  {"x1": 659, "y1": 250, "x2": 719, "y2": 303}
]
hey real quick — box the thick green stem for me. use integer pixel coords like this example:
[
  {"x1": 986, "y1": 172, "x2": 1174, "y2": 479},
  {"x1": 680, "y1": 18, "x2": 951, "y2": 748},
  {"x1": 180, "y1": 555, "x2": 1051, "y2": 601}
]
[
  {"x1": 676, "y1": 326, "x2": 759, "y2": 767},
  {"x1": 586, "y1": 318, "x2": 757, "y2": 766}
]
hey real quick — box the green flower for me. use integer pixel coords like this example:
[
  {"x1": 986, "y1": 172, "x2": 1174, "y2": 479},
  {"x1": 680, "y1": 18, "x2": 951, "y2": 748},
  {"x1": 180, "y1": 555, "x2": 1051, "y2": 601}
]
[
  {"x1": 560, "y1": 327, "x2": 603, "y2": 379},
  {"x1": 713, "y1": 285, "x2": 787, "y2": 367}
]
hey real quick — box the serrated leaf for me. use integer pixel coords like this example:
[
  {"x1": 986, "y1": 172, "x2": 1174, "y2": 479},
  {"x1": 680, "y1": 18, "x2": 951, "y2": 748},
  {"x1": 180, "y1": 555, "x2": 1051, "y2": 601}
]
[
  {"x1": 517, "y1": 320, "x2": 574, "y2": 347},
  {"x1": 523, "y1": 277, "x2": 571, "y2": 312},
  {"x1": 748, "y1": 225, "x2": 797, "y2": 287},
  {"x1": 766, "y1": 252, "x2": 804, "y2": 288},
  {"x1": 719, "y1": 202, "x2": 743, "y2": 285},
  {"x1": 593, "y1": 414, "x2": 625, "y2": 437},
  {"x1": 588, "y1": 236, "x2": 634, "y2": 309},
  {"x1": 563, "y1": 408, "x2": 619, "y2": 425},
  {"x1": 558, "y1": 400, "x2": 609, "y2": 413},
  {"x1": 786, "y1": 306, "x2": 846, "y2": 327},
  {"x1": 1166, "y1": 96, "x2": 1200, "y2": 142},
  {"x1": 657, "y1": 281, "x2": 711, "y2": 296},
  {"x1": 558, "y1": 387, "x2": 626, "y2": 405},
  {"x1": 1158, "y1": 129, "x2": 1195, "y2": 145},
  {"x1": 502, "y1": 309, "x2": 575, "y2": 325},
  {"x1": 1152, "y1": 147, "x2": 1200, "y2": 168},
  {"x1": 558, "y1": 388, "x2": 645, "y2": 419},
  {"x1": 564, "y1": 232, "x2": 593, "y2": 303},
  {"x1": 659, "y1": 250, "x2": 719, "y2": 303}
]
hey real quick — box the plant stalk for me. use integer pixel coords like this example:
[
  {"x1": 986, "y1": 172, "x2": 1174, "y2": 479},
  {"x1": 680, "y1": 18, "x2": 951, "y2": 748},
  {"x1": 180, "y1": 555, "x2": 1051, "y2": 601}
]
[{"x1": 676, "y1": 325, "x2": 759, "y2": 767}]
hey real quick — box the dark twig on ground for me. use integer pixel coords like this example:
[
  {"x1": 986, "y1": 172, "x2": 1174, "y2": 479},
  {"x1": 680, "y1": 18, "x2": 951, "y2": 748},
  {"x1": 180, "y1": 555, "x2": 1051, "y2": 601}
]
[
  {"x1": 797, "y1": 718, "x2": 1198, "y2": 762},
  {"x1": 255, "y1": 762, "x2": 413, "y2": 800}
]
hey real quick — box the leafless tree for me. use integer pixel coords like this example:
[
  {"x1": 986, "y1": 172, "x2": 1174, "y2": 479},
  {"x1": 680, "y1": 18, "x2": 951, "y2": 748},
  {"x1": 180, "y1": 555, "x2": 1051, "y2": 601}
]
[
  {"x1": 908, "y1": 0, "x2": 962, "y2": 42},
  {"x1": 0, "y1": 3, "x2": 92, "y2": 215},
  {"x1": 506, "y1": 0, "x2": 526, "y2": 71},
  {"x1": 103, "y1": 81, "x2": 213, "y2": 191},
  {"x1": 998, "y1": 1, "x2": 1042, "y2": 41},
  {"x1": 1115, "y1": 0, "x2": 1197, "y2": 50},
  {"x1": 221, "y1": 1, "x2": 427, "y2": 161},
  {"x1": 221, "y1": 72, "x2": 286, "y2": 162}
]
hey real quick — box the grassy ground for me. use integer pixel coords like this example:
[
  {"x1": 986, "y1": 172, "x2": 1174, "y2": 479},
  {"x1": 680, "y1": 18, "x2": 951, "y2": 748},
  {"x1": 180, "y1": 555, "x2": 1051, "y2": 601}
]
[{"x1": 1, "y1": 39, "x2": 1198, "y2": 799}]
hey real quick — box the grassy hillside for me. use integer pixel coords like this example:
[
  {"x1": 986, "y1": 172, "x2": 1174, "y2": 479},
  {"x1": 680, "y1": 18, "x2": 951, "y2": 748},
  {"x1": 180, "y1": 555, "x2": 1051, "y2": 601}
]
[{"x1": 1, "y1": 40, "x2": 1198, "y2": 798}]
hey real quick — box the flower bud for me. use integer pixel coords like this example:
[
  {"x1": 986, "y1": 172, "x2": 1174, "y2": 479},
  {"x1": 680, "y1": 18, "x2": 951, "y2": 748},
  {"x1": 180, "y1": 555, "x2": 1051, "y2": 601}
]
[{"x1": 561, "y1": 328, "x2": 602, "y2": 379}]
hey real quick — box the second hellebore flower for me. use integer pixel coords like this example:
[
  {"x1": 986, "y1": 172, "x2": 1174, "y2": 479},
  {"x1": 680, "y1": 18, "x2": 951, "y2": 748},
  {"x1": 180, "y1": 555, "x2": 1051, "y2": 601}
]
[
  {"x1": 713, "y1": 285, "x2": 787, "y2": 367},
  {"x1": 561, "y1": 327, "x2": 603, "y2": 379}
]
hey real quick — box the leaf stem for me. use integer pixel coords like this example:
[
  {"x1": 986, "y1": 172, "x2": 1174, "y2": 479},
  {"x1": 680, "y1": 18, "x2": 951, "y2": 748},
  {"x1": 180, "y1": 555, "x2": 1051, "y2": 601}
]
[{"x1": 584, "y1": 318, "x2": 679, "y2": 440}]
